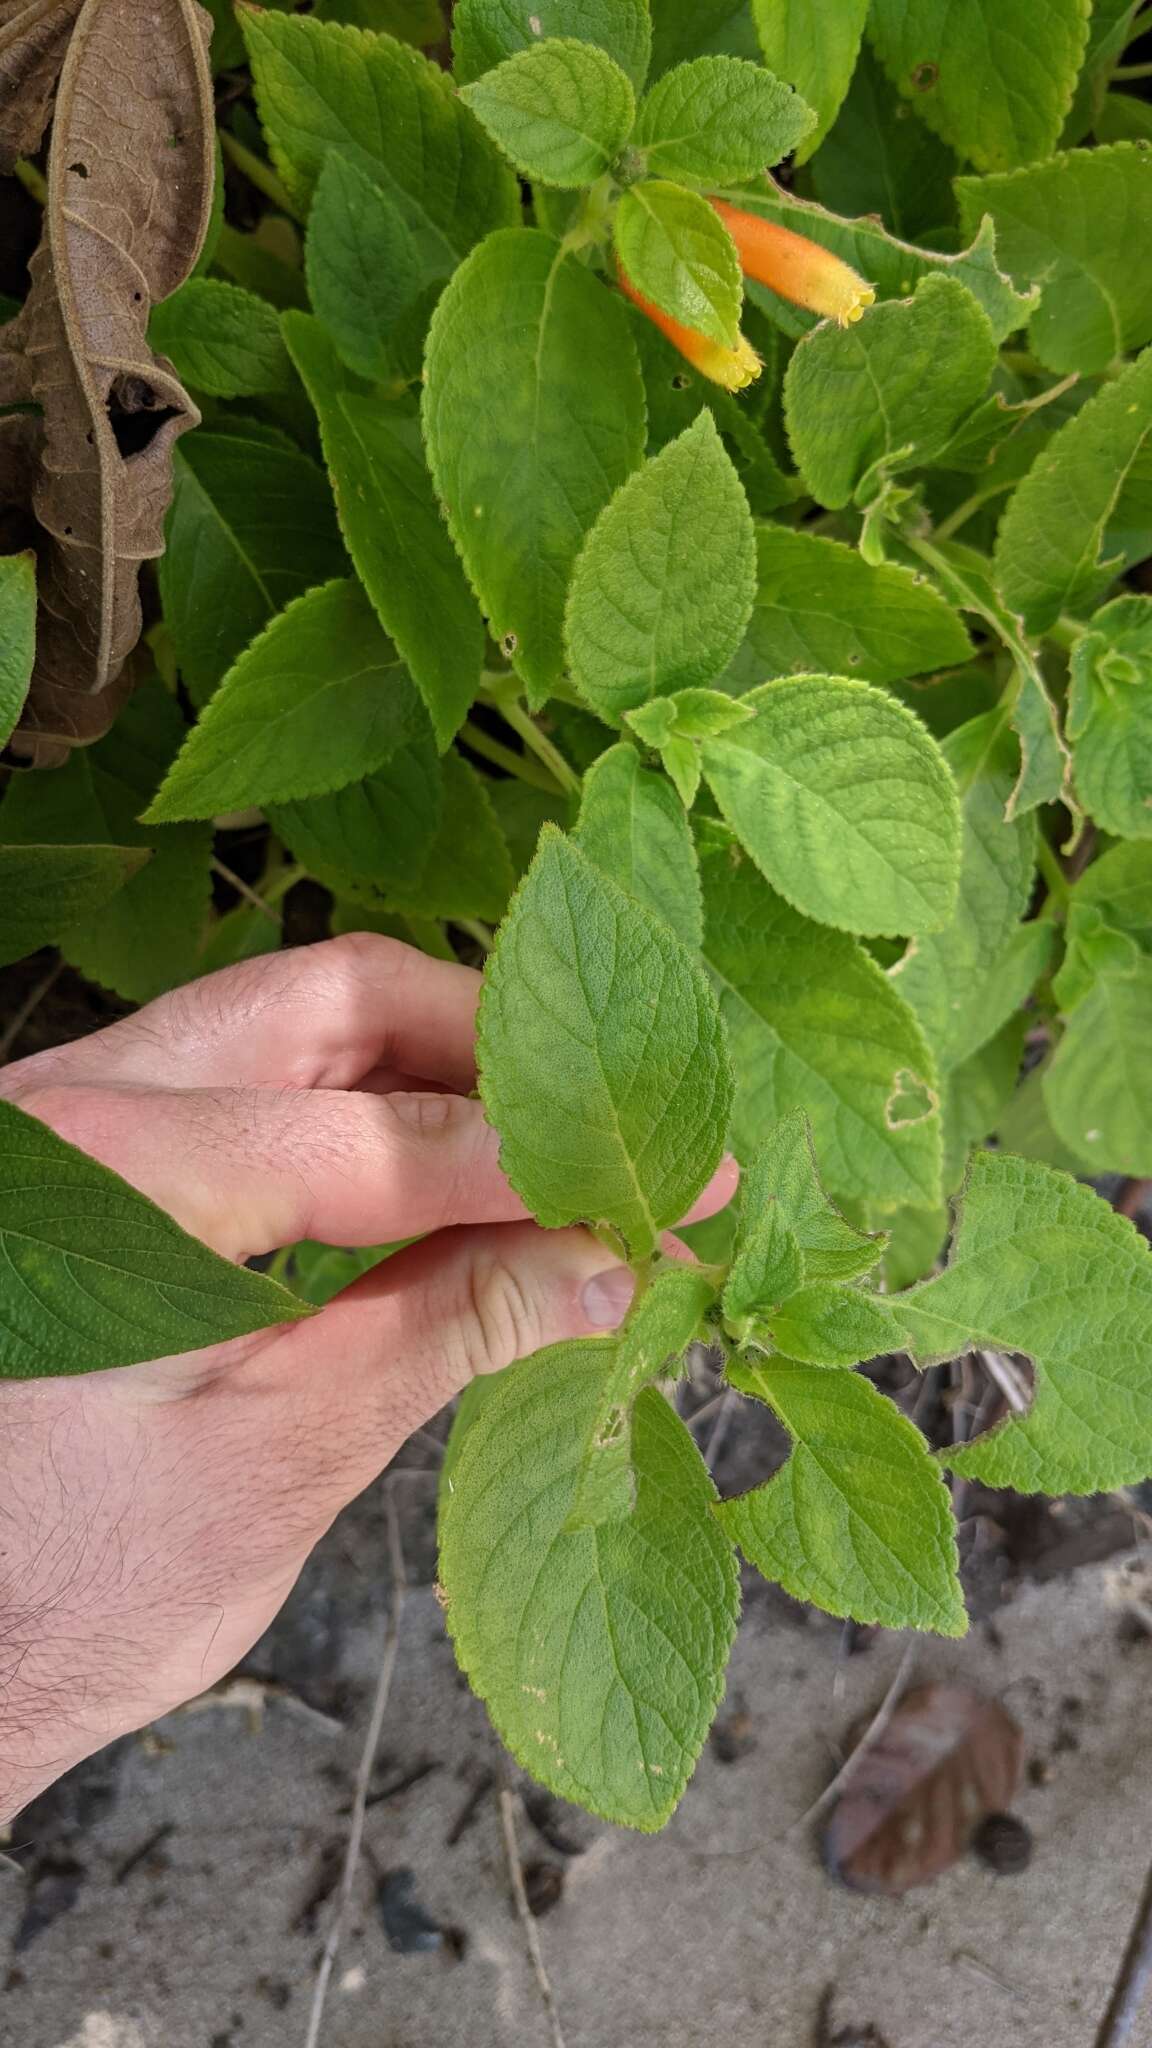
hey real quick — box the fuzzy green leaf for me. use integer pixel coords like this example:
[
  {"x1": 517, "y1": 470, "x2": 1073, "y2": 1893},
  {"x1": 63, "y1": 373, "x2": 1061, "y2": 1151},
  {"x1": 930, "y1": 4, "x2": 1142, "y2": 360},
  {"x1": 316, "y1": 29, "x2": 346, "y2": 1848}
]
[
  {"x1": 633, "y1": 54, "x2": 813, "y2": 182},
  {"x1": 806, "y1": 45, "x2": 956, "y2": 239},
  {"x1": 1068, "y1": 595, "x2": 1152, "y2": 839},
  {"x1": 423, "y1": 229, "x2": 645, "y2": 706},
  {"x1": 718, "y1": 1360, "x2": 965, "y2": 1633},
  {"x1": 868, "y1": 0, "x2": 1089, "y2": 174},
  {"x1": 478, "y1": 828, "x2": 732, "y2": 1258},
  {"x1": 150, "y1": 279, "x2": 295, "y2": 398},
  {"x1": 701, "y1": 676, "x2": 961, "y2": 938},
  {"x1": 751, "y1": 0, "x2": 868, "y2": 162},
  {"x1": 304, "y1": 152, "x2": 424, "y2": 380},
  {"x1": 648, "y1": 0, "x2": 760, "y2": 75},
  {"x1": 0, "y1": 552, "x2": 35, "y2": 748},
  {"x1": 453, "y1": 0, "x2": 652, "y2": 89},
  {"x1": 722, "y1": 1199, "x2": 803, "y2": 1332},
  {"x1": 613, "y1": 180, "x2": 742, "y2": 350},
  {"x1": 573, "y1": 743, "x2": 703, "y2": 949},
  {"x1": 754, "y1": 1282, "x2": 901, "y2": 1368},
  {"x1": 1044, "y1": 957, "x2": 1152, "y2": 1175},
  {"x1": 460, "y1": 39, "x2": 635, "y2": 186},
  {"x1": 566, "y1": 414, "x2": 756, "y2": 723},
  {"x1": 1075, "y1": 838, "x2": 1152, "y2": 945},
  {"x1": 733, "y1": 1113, "x2": 885, "y2": 1284},
  {"x1": 0, "y1": 846, "x2": 150, "y2": 970}
]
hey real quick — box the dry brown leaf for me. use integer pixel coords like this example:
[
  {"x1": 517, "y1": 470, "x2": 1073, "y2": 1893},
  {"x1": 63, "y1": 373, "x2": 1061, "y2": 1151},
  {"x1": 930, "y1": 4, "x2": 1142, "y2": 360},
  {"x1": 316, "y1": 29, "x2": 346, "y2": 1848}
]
[
  {"x1": 822, "y1": 1682, "x2": 1023, "y2": 1896},
  {"x1": 0, "y1": 0, "x2": 83, "y2": 168}
]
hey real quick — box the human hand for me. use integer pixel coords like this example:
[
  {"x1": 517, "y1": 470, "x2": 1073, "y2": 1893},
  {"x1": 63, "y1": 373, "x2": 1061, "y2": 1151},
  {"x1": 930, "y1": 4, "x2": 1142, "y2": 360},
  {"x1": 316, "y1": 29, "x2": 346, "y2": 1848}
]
[{"x1": 0, "y1": 934, "x2": 736, "y2": 1819}]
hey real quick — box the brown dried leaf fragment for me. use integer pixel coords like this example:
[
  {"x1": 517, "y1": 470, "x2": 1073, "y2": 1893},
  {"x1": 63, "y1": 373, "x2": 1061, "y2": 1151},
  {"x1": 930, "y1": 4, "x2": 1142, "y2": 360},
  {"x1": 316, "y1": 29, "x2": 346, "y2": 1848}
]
[
  {"x1": 823, "y1": 1682, "x2": 1023, "y2": 1896},
  {"x1": 0, "y1": 0, "x2": 83, "y2": 169}
]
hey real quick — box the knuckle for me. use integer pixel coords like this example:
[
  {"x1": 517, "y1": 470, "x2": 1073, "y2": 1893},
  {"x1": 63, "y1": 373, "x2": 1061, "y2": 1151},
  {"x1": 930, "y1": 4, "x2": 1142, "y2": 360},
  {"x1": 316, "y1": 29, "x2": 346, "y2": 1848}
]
[
  {"x1": 459, "y1": 1250, "x2": 546, "y2": 1378},
  {"x1": 382, "y1": 1089, "x2": 463, "y2": 1141}
]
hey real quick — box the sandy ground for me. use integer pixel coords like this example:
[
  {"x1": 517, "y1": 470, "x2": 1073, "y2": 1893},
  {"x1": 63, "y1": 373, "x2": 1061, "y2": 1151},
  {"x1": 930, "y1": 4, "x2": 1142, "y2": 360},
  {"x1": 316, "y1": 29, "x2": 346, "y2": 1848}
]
[{"x1": 3, "y1": 1479, "x2": 1152, "y2": 2048}]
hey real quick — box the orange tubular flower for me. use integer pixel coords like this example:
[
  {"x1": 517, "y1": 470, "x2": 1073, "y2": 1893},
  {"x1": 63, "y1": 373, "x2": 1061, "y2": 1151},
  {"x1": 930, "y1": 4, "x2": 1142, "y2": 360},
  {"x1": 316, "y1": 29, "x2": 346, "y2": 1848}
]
[
  {"x1": 709, "y1": 199, "x2": 875, "y2": 328},
  {"x1": 617, "y1": 262, "x2": 761, "y2": 393}
]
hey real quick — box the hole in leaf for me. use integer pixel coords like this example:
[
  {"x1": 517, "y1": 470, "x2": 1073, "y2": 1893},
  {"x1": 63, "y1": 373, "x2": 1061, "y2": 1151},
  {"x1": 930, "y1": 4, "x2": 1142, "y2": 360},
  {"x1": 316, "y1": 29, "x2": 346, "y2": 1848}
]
[
  {"x1": 911, "y1": 61, "x2": 939, "y2": 89},
  {"x1": 68, "y1": 161, "x2": 89, "y2": 178},
  {"x1": 671, "y1": 374, "x2": 691, "y2": 390},
  {"x1": 885, "y1": 1067, "x2": 937, "y2": 1130},
  {"x1": 106, "y1": 373, "x2": 181, "y2": 457},
  {"x1": 500, "y1": 631, "x2": 518, "y2": 657}
]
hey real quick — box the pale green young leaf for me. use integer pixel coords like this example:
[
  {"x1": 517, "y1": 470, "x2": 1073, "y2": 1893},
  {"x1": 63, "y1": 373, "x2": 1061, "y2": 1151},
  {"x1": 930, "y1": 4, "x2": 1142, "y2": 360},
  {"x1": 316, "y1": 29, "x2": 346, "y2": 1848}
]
[
  {"x1": 460, "y1": 39, "x2": 635, "y2": 186},
  {"x1": 784, "y1": 275, "x2": 997, "y2": 510},
  {"x1": 718, "y1": 1360, "x2": 965, "y2": 1634},
  {"x1": 160, "y1": 427, "x2": 348, "y2": 710},
  {"x1": 722, "y1": 1199, "x2": 803, "y2": 1332},
  {"x1": 734, "y1": 1112, "x2": 885, "y2": 1282},
  {"x1": 701, "y1": 676, "x2": 961, "y2": 938},
  {"x1": 1052, "y1": 904, "x2": 1140, "y2": 1013},
  {"x1": 721, "y1": 527, "x2": 972, "y2": 695},
  {"x1": 0, "y1": 846, "x2": 150, "y2": 970},
  {"x1": 806, "y1": 44, "x2": 956, "y2": 239},
  {"x1": 478, "y1": 828, "x2": 732, "y2": 1258},
  {"x1": 751, "y1": 0, "x2": 868, "y2": 161},
  {"x1": 1075, "y1": 839, "x2": 1152, "y2": 945},
  {"x1": 897, "y1": 1152, "x2": 1152, "y2": 1493},
  {"x1": 648, "y1": 0, "x2": 760, "y2": 75},
  {"x1": 566, "y1": 413, "x2": 756, "y2": 722},
  {"x1": 440, "y1": 1341, "x2": 739, "y2": 1829},
  {"x1": 573, "y1": 743, "x2": 702, "y2": 949},
  {"x1": 1068, "y1": 596, "x2": 1152, "y2": 839},
  {"x1": 1043, "y1": 960, "x2": 1152, "y2": 1175},
  {"x1": 994, "y1": 346, "x2": 1152, "y2": 634},
  {"x1": 0, "y1": 1098, "x2": 311, "y2": 1381},
  {"x1": 0, "y1": 552, "x2": 34, "y2": 747},
  {"x1": 150, "y1": 279, "x2": 295, "y2": 398},
  {"x1": 242, "y1": 9, "x2": 519, "y2": 254},
  {"x1": 613, "y1": 181, "x2": 742, "y2": 350},
  {"x1": 422, "y1": 229, "x2": 645, "y2": 706},
  {"x1": 655, "y1": 689, "x2": 755, "y2": 740},
  {"x1": 285, "y1": 314, "x2": 484, "y2": 747},
  {"x1": 756, "y1": 1282, "x2": 902, "y2": 1369},
  {"x1": 304, "y1": 153, "x2": 423, "y2": 380},
  {"x1": 867, "y1": 0, "x2": 1089, "y2": 174},
  {"x1": 663, "y1": 738, "x2": 701, "y2": 809},
  {"x1": 145, "y1": 581, "x2": 420, "y2": 821},
  {"x1": 453, "y1": 0, "x2": 652, "y2": 89},
  {"x1": 633, "y1": 54, "x2": 813, "y2": 182},
  {"x1": 956, "y1": 144, "x2": 1152, "y2": 377},
  {"x1": 701, "y1": 838, "x2": 943, "y2": 1209}
]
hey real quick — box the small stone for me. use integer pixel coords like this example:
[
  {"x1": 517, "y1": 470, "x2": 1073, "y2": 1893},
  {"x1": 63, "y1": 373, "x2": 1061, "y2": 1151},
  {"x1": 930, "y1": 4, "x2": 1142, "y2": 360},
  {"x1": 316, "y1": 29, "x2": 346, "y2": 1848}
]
[{"x1": 972, "y1": 1812, "x2": 1032, "y2": 1875}]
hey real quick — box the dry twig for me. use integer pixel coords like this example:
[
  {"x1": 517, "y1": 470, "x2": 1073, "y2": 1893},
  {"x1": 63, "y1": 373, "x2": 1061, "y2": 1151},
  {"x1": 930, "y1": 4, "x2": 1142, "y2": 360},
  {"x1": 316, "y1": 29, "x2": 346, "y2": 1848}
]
[
  {"x1": 498, "y1": 1762, "x2": 568, "y2": 2048},
  {"x1": 790, "y1": 1641, "x2": 917, "y2": 1838},
  {"x1": 1095, "y1": 1854, "x2": 1152, "y2": 2047},
  {"x1": 0, "y1": 956, "x2": 64, "y2": 1064}
]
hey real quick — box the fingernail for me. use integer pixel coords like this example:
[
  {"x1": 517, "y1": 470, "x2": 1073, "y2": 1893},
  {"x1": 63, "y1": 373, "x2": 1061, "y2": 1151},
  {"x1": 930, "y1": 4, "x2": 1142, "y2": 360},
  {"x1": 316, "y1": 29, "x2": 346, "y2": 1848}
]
[{"x1": 581, "y1": 1267, "x2": 636, "y2": 1330}]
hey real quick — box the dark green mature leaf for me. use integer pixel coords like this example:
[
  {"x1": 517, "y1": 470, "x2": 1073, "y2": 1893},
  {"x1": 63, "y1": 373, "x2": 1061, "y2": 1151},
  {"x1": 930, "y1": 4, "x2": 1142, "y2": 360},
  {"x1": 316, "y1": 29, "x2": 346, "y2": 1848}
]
[
  {"x1": 150, "y1": 278, "x2": 295, "y2": 397},
  {"x1": 648, "y1": 0, "x2": 760, "y2": 75},
  {"x1": 0, "y1": 551, "x2": 35, "y2": 747},
  {"x1": 784, "y1": 275, "x2": 997, "y2": 509},
  {"x1": 1063, "y1": 0, "x2": 1143, "y2": 143},
  {"x1": 460, "y1": 38, "x2": 635, "y2": 186},
  {"x1": 0, "y1": 846, "x2": 150, "y2": 969},
  {"x1": 161, "y1": 427, "x2": 347, "y2": 710},
  {"x1": 213, "y1": 222, "x2": 310, "y2": 310},
  {"x1": 806, "y1": 44, "x2": 956, "y2": 239},
  {"x1": 868, "y1": 0, "x2": 1089, "y2": 173},
  {"x1": 286, "y1": 314, "x2": 484, "y2": 748},
  {"x1": 145, "y1": 581, "x2": 420, "y2": 820},
  {"x1": 897, "y1": 1152, "x2": 1152, "y2": 1493},
  {"x1": 0, "y1": 684, "x2": 211, "y2": 1004},
  {"x1": 751, "y1": 0, "x2": 868, "y2": 161},
  {"x1": 1044, "y1": 955, "x2": 1152, "y2": 1174},
  {"x1": 574, "y1": 744, "x2": 703, "y2": 949},
  {"x1": 701, "y1": 677, "x2": 961, "y2": 937},
  {"x1": 1075, "y1": 839, "x2": 1152, "y2": 944},
  {"x1": 566, "y1": 413, "x2": 756, "y2": 722},
  {"x1": 721, "y1": 527, "x2": 972, "y2": 694},
  {"x1": 1068, "y1": 595, "x2": 1152, "y2": 837},
  {"x1": 440, "y1": 1339, "x2": 739, "y2": 1828},
  {"x1": 304, "y1": 153, "x2": 423, "y2": 380},
  {"x1": 700, "y1": 837, "x2": 942, "y2": 1209},
  {"x1": 613, "y1": 181, "x2": 743, "y2": 349},
  {"x1": 1096, "y1": 92, "x2": 1152, "y2": 145},
  {"x1": 719, "y1": 1361, "x2": 965, "y2": 1633},
  {"x1": 731, "y1": 1112, "x2": 885, "y2": 1284},
  {"x1": 269, "y1": 736, "x2": 442, "y2": 899},
  {"x1": 453, "y1": 0, "x2": 652, "y2": 88},
  {"x1": 423, "y1": 229, "x2": 645, "y2": 706},
  {"x1": 478, "y1": 827, "x2": 732, "y2": 1258},
  {"x1": 633, "y1": 54, "x2": 813, "y2": 182},
  {"x1": 0, "y1": 1098, "x2": 311, "y2": 1380},
  {"x1": 242, "y1": 8, "x2": 519, "y2": 256},
  {"x1": 994, "y1": 347, "x2": 1152, "y2": 634},
  {"x1": 956, "y1": 144, "x2": 1152, "y2": 377},
  {"x1": 314, "y1": 0, "x2": 443, "y2": 37}
]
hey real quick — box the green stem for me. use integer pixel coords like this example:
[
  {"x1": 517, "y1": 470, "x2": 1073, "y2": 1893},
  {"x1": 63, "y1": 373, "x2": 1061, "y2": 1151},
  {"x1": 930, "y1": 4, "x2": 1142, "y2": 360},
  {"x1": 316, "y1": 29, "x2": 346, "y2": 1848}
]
[
  {"x1": 932, "y1": 486, "x2": 1005, "y2": 543},
  {"x1": 1043, "y1": 615, "x2": 1084, "y2": 654},
  {"x1": 1036, "y1": 834, "x2": 1071, "y2": 914},
  {"x1": 460, "y1": 720, "x2": 562, "y2": 794},
  {"x1": 453, "y1": 917, "x2": 494, "y2": 954},
  {"x1": 1114, "y1": 58, "x2": 1152, "y2": 77},
  {"x1": 481, "y1": 686, "x2": 582, "y2": 798},
  {"x1": 219, "y1": 130, "x2": 302, "y2": 222}
]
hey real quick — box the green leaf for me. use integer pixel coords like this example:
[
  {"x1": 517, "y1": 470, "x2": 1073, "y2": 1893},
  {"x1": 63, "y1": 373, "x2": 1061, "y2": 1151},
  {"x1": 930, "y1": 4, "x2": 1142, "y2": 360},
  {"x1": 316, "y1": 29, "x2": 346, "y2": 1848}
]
[
  {"x1": 1097, "y1": 92, "x2": 1152, "y2": 145},
  {"x1": 213, "y1": 223, "x2": 310, "y2": 310},
  {"x1": 1068, "y1": 595, "x2": 1152, "y2": 839},
  {"x1": 1075, "y1": 838, "x2": 1152, "y2": 945},
  {"x1": 751, "y1": 0, "x2": 868, "y2": 162},
  {"x1": 1063, "y1": 0, "x2": 1143, "y2": 143},
  {"x1": 633, "y1": 54, "x2": 813, "y2": 182},
  {"x1": 0, "y1": 846, "x2": 151, "y2": 970},
  {"x1": 453, "y1": 0, "x2": 652, "y2": 90},
  {"x1": 314, "y1": 0, "x2": 444, "y2": 39},
  {"x1": 285, "y1": 314, "x2": 484, "y2": 748},
  {"x1": 0, "y1": 552, "x2": 35, "y2": 748},
  {"x1": 460, "y1": 38, "x2": 635, "y2": 186},
  {"x1": 285, "y1": 1238, "x2": 403, "y2": 1306},
  {"x1": 897, "y1": 1151, "x2": 1152, "y2": 1493},
  {"x1": 956, "y1": 143, "x2": 1152, "y2": 377},
  {"x1": 304, "y1": 152, "x2": 423, "y2": 380},
  {"x1": 613, "y1": 180, "x2": 742, "y2": 350},
  {"x1": 700, "y1": 836, "x2": 943, "y2": 1209},
  {"x1": 721, "y1": 526, "x2": 972, "y2": 695},
  {"x1": 648, "y1": 0, "x2": 760, "y2": 75},
  {"x1": 722, "y1": 1198, "x2": 804, "y2": 1332},
  {"x1": 242, "y1": 8, "x2": 519, "y2": 257},
  {"x1": 423, "y1": 229, "x2": 645, "y2": 706},
  {"x1": 806, "y1": 44, "x2": 957, "y2": 240},
  {"x1": 627, "y1": 688, "x2": 754, "y2": 744},
  {"x1": 573, "y1": 743, "x2": 702, "y2": 949},
  {"x1": 0, "y1": 684, "x2": 211, "y2": 1005},
  {"x1": 0, "y1": 1098, "x2": 311, "y2": 1380},
  {"x1": 701, "y1": 676, "x2": 961, "y2": 938},
  {"x1": 439, "y1": 1339, "x2": 739, "y2": 1829},
  {"x1": 1044, "y1": 957, "x2": 1152, "y2": 1175},
  {"x1": 150, "y1": 279, "x2": 295, "y2": 398},
  {"x1": 478, "y1": 827, "x2": 732, "y2": 1258},
  {"x1": 940, "y1": 1014, "x2": 1027, "y2": 1193},
  {"x1": 566, "y1": 413, "x2": 756, "y2": 722},
  {"x1": 754, "y1": 1282, "x2": 901, "y2": 1369},
  {"x1": 995, "y1": 1062, "x2": 1090, "y2": 1177},
  {"x1": 993, "y1": 346, "x2": 1152, "y2": 635},
  {"x1": 784, "y1": 275, "x2": 997, "y2": 510},
  {"x1": 732, "y1": 1112, "x2": 885, "y2": 1284},
  {"x1": 145, "y1": 581, "x2": 421, "y2": 821},
  {"x1": 160, "y1": 427, "x2": 348, "y2": 710},
  {"x1": 196, "y1": 904, "x2": 282, "y2": 976},
  {"x1": 867, "y1": 0, "x2": 1090, "y2": 174},
  {"x1": 628, "y1": 312, "x2": 800, "y2": 514},
  {"x1": 718, "y1": 1360, "x2": 965, "y2": 1633}
]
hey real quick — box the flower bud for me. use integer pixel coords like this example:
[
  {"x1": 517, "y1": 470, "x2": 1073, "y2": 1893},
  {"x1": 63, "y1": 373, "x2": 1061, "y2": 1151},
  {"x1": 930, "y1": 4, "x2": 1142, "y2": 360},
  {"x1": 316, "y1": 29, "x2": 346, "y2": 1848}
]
[
  {"x1": 709, "y1": 200, "x2": 875, "y2": 327},
  {"x1": 616, "y1": 264, "x2": 761, "y2": 393}
]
